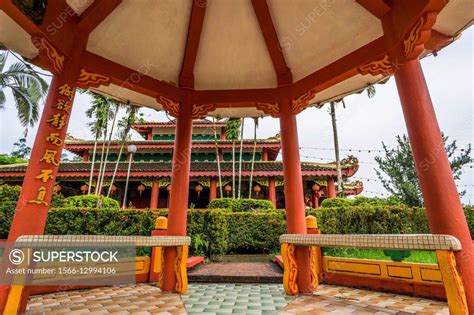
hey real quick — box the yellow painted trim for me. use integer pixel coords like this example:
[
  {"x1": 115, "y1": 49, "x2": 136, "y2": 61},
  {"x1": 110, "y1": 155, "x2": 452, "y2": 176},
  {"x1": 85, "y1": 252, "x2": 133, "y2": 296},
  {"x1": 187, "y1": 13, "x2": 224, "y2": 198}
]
[
  {"x1": 174, "y1": 246, "x2": 188, "y2": 294},
  {"x1": 323, "y1": 256, "x2": 443, "y2": 285},
  {"x1": 3, "y1": 285, "x2": 24, "y2": 315},
  {"x1": 309, "y1": 246, "x2": 320, "y2": 289},
  {"x1": 281, "y1": 243, "x2": 298, "y2": 295},
  {"x1": 436, "y1": 250, "x2": 468, "y2": 315},
  {"x1": 136, "y1": 256, "x2": 150, "y2": 274}
]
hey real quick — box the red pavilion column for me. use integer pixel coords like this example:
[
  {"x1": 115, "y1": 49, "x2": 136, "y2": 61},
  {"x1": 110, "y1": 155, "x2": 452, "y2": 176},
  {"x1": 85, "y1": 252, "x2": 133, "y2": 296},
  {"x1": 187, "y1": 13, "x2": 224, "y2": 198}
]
[
  {"x1": 209, "y1": 177, "x2": 217, "y2": 201},
  {"x1": 150, "y1": 178, "x2": 160, "y2": 209},
  {"x1": 268, "y1": 176, "x2": 277, "y2": 208},
  {"x1": 0, "y1": 42, "x2": 84, "y2": 312},
  {"x1": 161, "y1": 102, "x2": 193, "y2": 292},
  {"x1": 279, "y1": 96, "x2": 312, "y2": 293},
  {"x1": 327, "y1": 177, "x2": 336, "y2": 198},
  {"x1": 82, "y1": 150, "x2": 90, "y2": 162},
  {"x1": 395, "y1": 58, "x2": 474, "y2": 309}
]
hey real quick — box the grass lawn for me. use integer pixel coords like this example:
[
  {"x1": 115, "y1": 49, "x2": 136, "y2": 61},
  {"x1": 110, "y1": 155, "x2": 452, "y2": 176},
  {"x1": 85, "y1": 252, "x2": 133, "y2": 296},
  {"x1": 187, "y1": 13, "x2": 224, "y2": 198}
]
[{"x1": 322, "y1": 247, "x2": 437, "y2": 264}]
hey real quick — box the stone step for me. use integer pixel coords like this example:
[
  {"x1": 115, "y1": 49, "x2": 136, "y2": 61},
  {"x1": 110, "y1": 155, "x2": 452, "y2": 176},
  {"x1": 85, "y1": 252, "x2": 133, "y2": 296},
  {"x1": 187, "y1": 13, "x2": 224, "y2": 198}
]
[{"x1": 188, "y1": 262, "x2": 283, "y2": 283}]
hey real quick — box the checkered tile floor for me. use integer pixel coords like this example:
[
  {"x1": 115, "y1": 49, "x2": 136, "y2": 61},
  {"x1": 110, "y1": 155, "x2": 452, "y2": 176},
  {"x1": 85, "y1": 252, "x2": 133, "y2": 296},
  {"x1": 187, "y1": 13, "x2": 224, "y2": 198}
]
[{"x1": 26, "y1": 283, "x2": 449, "y2": 314}]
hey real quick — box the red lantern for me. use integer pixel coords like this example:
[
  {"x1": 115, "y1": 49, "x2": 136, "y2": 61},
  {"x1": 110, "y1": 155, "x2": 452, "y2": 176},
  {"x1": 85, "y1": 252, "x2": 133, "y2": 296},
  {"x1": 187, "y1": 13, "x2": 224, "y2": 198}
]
[
  {"x1": 137, "y1": 184, "x2": 146, "y2": 197},
  {"x1": 312, "y1": 183, "x2": 320, "y2": 192},
  {"x1": 80, "y1": 184, "x2": 88, "y2": 194},
  {"x1": 195, "y1": 184, "x2": 203, "y2": 198},
  {"x1": 53, "y1": 184, "x2": 61, "y2": 193},
  {"x1": 224, "y1": 184, "x2": 232, "y2": 197},
  {"x1": 253, "y1": 184, "x2": 261, "y2": 197},
  {"x1": 110, "y1": 184, "x2": 117, "y2": 195}
]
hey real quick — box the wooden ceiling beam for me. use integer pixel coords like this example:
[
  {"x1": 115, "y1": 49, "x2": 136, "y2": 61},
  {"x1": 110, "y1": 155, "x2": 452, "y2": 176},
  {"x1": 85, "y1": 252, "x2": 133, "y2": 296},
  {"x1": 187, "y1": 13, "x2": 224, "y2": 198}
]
[
  {"x1": 82, "y1": 52, "x2": 182, "y2": 101},
  {"x1": 356, "y1": 0, "x2": 391, "y2": 18},
  {"x1": 77, "y1": 0, "x2": 122, "y2": 34},
  {"x1": 251, "y1": 0, "x2": 292, "y2": 85},
  {"x1": 179, "y1": 1, "x2": 207, "y2": 88},
  {"x1": 291, "y1": 0, "x2": 447, "y2": 99}
]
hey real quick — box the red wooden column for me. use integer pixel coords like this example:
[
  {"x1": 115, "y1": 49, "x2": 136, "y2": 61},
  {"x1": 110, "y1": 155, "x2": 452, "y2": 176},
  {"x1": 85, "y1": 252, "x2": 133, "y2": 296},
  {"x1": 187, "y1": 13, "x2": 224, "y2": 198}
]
[
  {"x1": 150, "y1": 178, "x2": 160, "y2": 209},
  {"x1": 0, "y1": 41, "x2": 84, "y2": 312},
  {"x1": 268, "y1": 176, "x2": 277, "y2": 208},
  {"x1": 279, "y1": 97, "x2": 313, "y2": 293},
  {"x1": 312, "y1": 193, "x2": 319, "y2": 209},
  {"x1": 209, "y1": 177, "x2": 217, "y2": 201},
  {"x1": 262, "y1": 149, "x2": 269, "y2": 161},
  {"x1": 395, "y1": 58, "x2": 474, "y2": 309},
  {"x1": 327, "y1": 177, "x2": 336, "y2": 198},
  {"x1": 82, "y1": 150, "x2": 90, "y2": 162},
  {"x1": 161, "y1": 102, "x2": 193, "y2": 292}
]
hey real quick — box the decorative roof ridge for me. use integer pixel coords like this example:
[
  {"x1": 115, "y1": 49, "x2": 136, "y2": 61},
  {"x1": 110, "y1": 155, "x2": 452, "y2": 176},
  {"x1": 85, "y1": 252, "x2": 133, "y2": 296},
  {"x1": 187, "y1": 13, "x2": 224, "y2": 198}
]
[{"x1": 64, "y1": 139, "x2": 282, "y2": 144}]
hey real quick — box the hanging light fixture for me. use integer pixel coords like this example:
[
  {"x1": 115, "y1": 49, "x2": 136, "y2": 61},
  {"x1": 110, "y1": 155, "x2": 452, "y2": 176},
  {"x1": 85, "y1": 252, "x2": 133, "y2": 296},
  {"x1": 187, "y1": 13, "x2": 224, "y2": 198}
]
[
  {"x1": 110, "y1": 184, "x2": 117, "y2": 195},
  {"x1": 195, "y1": 184, "x2": 203, "y2": 198},
  {"x1": 311, "y1": 183, "x2": 320, "y2": 192},
  {"x1": 137, "y1": 184, "x2": 146, "y2": 197},
  {"x1": 253, "y1": 184, "x2": 261, "y2": 197},
  {"x1": 80, "y1": 184, "x2": 88, "y2": 194},
  {"x1": 53, "y1": 184, "x2": 61, "y2": 193},
  {"x1": 224, "y1": 184, "x2": 232, "y2": 197}
]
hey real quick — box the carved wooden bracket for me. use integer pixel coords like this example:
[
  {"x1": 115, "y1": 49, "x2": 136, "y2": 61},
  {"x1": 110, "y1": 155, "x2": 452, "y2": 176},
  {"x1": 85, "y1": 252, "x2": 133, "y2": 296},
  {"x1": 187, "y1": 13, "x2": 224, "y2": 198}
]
[
  {"x1": 358, "y1": 55, "x2": 395, "y2": 76},
  {"x1": 32, "y1": 37, "x2": 64, "y2": 74},
  {"x1": 191, "y1": 103, "x2": 216, "y2": 119},
  {"x1": 159, "y1": 96, "x2": 181, "y2": 118},
  {"x1": 77, "y1": 69, "x2": 111, "y2": 88},
  {"x1": 292, "y1": 90, "x2": 316, "y2": 115},
  {"x1": 404, "y1": 12, "x2": 437, "y2": 60}
]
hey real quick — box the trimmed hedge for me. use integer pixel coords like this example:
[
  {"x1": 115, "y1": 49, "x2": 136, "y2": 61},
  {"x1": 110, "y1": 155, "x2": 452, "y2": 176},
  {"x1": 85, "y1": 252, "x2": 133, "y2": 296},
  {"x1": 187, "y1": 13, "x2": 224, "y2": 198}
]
[
  {"x1": 0, "y1": 202, "x2": 472, "y2": 257},
  {"x1": 209, "y1": 198, "x2": 274, "y2": 212},
  {"x1": 61, "y1": 195, "x2": 120, "y2": 208}
]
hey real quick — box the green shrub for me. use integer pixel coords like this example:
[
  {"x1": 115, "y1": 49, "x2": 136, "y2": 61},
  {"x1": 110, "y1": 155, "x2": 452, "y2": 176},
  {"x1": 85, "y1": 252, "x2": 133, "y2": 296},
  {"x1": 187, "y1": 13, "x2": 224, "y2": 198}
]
[
  {"x1": 0, "y1": 201, "x2": 17, "y2": 239},
  {"x1": 209, "y1": 198, "x2": 274, "y2": 212},
  {"x1": 61, "y1": 195, "x2": 120, "y2": 208},
  {"x1": 225, "y1": 212, "x2": 286, "y2": 253},
  {"x1": 0, "y1": 184, "x2": 21, "y2": 203}
]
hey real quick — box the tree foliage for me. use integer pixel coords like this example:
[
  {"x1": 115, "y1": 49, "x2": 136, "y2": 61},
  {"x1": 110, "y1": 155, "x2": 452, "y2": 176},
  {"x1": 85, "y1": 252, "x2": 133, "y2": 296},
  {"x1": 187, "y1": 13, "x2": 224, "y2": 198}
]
[
  {"x1": 0, "y1": 52, "x2": 49, "y2": 134},
  {"x1": 375, "y1": 134, "x2": 472, "y2": 207}
]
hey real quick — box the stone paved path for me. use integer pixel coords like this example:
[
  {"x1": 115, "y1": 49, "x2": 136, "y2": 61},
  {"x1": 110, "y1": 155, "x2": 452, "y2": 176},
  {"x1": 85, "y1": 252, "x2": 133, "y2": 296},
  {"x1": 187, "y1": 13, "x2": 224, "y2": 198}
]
[
  {"x1": 26, "y1": 283, "x2": 449, "y2": 314},
  {"x1": 188, "y1": 262, "x2": 282, "y2": 283}
]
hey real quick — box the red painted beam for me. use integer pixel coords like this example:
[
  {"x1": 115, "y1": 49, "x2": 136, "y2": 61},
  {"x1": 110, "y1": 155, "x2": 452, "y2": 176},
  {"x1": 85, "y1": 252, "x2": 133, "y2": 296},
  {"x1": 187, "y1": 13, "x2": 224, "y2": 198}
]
[
  {"x1": 251, "y1": 0, "x2": 292, "y2": 85},
  {"x1": 77, "y1": 0, "x2": 122, "y2": 34},
  {"x1": 356, "y1": 0, "x2": 390, "y2": 18},
  {"x1": 82, "y1": 52, "x2": 182, "y2": 100},
  {"x1": 179, "y1": 1, "x2": 207, "y2": 88}
]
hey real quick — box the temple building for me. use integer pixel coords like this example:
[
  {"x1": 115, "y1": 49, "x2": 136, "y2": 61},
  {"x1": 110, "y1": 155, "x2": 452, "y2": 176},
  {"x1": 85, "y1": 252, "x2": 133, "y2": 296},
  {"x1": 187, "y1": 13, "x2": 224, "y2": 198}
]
[{"x1": 0, "y1": 119, "x2": 362, "y2": 209}]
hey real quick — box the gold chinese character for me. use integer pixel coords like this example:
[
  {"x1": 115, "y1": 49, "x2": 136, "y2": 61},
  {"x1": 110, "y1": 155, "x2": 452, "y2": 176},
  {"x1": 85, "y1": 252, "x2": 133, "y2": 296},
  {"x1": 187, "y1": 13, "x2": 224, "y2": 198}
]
[
  {"x1": 40, "y1": 149, "x2": 59, "y2": 166},
  {"x1": 28, "y1": 186, "x2": 48, "y2": 206},
  {"x1": 58, "y1": 84, "x2": 74, "y2": 100},
  {"x1": 35, "y1": 169, "x2": 54, "y2": 183},
  {"x1": 55, "y1": 99, "x2": 70, "y2": 113},
  {"x1": 46, "y1": 133, "x2": 63, "y2": 146},
  {"x1": 47, "y1": 113, "x2": 66, "y2": 130}
]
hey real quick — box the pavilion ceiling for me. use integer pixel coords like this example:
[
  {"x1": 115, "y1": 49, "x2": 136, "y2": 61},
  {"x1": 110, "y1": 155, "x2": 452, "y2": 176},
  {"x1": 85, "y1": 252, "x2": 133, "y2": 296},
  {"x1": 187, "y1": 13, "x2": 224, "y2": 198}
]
[{"x1": 0, "y1": 0, "x2": 472, "y2": 118}]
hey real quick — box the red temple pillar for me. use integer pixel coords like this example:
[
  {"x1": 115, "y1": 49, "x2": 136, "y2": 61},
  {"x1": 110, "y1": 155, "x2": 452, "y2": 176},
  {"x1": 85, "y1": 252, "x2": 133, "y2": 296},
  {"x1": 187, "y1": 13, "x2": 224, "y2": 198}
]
[
  {"x1": 82, "y1": 150, "x2": 90, "y2": 162},
  {"x1": 161, "y1": 102, "x2": 193, "y2": 292},
  {"x1": 209, "y1": 177, "x2": 217, "y2": 201},
  {"x1": 327, "y1": 177, "x2": 336, "y2": 198},
  {"x1": 279, "y1": 96, "x2": 312, "y2": 293},
  {"x1": 262, "y1": 149, "x2": 268, "y2": 161},
  {"x1": 147, "y1": 132, "x2": 153, "y2": 141},
  {"x1": 150, "y1": 178, "x2": 160, "y2": 209},
  {"x1": 395, "y1": 58, "x2": 474, "y2": 309},
  {"x1": 0, "y1": 43, "x2": 84, "y2": 312},
  {"x1": 268, "y1": 176, "x2": 277, "y2": 208},
  {"x1": 312, "y1": 192, "x2": 319, "y2": 209}
]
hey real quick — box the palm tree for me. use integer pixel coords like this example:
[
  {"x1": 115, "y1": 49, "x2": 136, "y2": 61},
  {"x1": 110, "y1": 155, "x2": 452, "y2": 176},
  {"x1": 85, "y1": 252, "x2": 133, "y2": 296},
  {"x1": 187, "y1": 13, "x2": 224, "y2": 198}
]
[
  {"x1": 97, "y1": 101, "x2": 122, "y2": 194},
  {"x1": 107, "y1": 104, "x2": 138, "y2": 198},
  {"x1": 237, "y1": 118, "x2": 245, "y2": 198},
  {"x1": 212, "y1": 117, "x2": 223, "y2": 198},
  {"x1": 248, "y1": 118, "x2": 258, "y2": 198},
  {"x1": 225, "y1": 118, "x2": 240, "y2": 199},
  {"x1": 0, "y1": 51, "x2": 48, "y2": 135},
  {"x1": 329, "y1": 101, "x2": 344, "y2": 196},
  {"x1": 85, "y1": 92, "x2": 111, "y2": 194}
]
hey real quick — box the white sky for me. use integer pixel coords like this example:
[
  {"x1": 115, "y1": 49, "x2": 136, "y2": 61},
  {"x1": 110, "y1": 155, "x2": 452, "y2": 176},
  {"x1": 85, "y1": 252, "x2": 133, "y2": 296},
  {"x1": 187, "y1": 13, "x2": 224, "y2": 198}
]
[{"x1": 1, "y1": 29, "x2": 472, "y2": 204}]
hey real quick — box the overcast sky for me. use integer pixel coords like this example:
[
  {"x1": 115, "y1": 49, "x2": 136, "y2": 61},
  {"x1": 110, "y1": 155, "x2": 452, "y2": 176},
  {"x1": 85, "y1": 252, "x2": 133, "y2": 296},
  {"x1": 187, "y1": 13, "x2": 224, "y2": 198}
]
[{"x1": 1, "y1": 29, "x2": 472, "y2": 204}]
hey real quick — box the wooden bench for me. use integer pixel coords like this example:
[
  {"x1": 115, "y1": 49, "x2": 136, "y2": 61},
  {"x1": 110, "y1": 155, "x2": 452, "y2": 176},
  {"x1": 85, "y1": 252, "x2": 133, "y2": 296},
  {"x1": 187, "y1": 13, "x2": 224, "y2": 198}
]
[{"x1": 279, "y1": 234, "x2": 467, "y2": 315}]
